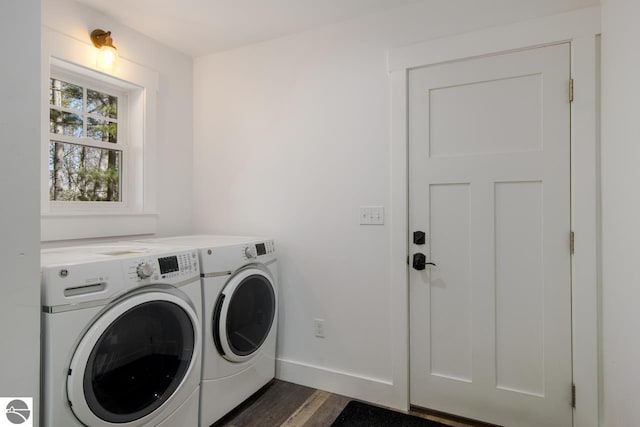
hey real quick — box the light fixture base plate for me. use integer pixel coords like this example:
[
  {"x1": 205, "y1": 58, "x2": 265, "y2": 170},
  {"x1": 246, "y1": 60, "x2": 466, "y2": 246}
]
[{"x1": 90, "y1": 29, "x2": 113, "y2": 48}]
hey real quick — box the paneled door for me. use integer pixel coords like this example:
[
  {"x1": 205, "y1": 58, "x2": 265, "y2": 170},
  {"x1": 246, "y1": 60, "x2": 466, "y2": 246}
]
[{"x1": 409, "y1": 43, "x2": 572, "y2": 427}]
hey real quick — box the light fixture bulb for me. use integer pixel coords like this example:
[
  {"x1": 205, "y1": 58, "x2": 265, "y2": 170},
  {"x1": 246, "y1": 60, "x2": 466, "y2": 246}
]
[{"x1": 96, "y1": 45, "x2": 119, "y2": 72}]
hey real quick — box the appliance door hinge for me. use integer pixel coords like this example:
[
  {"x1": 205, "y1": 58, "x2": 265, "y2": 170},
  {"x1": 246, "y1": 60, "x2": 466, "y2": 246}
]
[
  {"x1": 570, "y1": 231, "x2": 575, "y2": 255},
  {"x1": 569, "y1": 78, "x2": 574, "y2": 103},
  {"x1": 571, "y1": 383, "x2": 576, "y2": 408}
]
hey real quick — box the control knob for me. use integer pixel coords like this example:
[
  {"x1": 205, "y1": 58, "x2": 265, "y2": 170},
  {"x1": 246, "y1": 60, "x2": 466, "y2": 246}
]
[
  {"x1": 244, "y1": 246, "x2": 257, "y2": 259},
  {"x1": 136, "y1": 262, "x2": 153, "y2": 279}
]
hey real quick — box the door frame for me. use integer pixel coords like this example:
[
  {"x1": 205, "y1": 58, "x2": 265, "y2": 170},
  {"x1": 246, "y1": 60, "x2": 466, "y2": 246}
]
[{"x1": 387, "y1": 7, "x2": 600, "y2": 427}]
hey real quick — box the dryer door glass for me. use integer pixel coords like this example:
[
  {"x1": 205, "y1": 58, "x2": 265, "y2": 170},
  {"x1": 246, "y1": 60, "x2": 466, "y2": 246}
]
[
  {"x1": 225, "y1": 274, "x2": 276, "y2": 356},
  {"x1": 83, "y1": 301, "x2": 195, "y2": 423}
]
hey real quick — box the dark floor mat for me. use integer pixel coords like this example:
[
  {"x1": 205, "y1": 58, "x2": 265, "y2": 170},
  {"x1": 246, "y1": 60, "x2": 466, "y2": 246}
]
[{"x1": 331, "y1": 400, "x2": 450, "y2": 427}]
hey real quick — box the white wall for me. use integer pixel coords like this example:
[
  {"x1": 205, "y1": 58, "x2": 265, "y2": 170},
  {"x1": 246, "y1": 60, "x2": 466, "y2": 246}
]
[
  {"x1": 42, "y1": 0, "x2": 195, "y2": 242},
  {"x1": 193, "y1": 0, "x2": 599, "y2": 406},
  {"x1": 0, "y1": 0, "x2": 41, "y2": 423},
  {"x1": 600, "y1": 0, "x2": 640, "y2": 425}
]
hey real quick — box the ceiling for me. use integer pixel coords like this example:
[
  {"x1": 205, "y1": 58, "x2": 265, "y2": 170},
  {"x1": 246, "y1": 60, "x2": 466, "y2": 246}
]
[{"x1": 74, "y1": 0, "x2": 420, "y2": 57}]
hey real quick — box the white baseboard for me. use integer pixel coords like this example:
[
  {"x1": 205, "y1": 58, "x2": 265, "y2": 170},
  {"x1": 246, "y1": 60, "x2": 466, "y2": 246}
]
[{"x1": 275, "y1": 358, "x2": 406, "y2": 410}]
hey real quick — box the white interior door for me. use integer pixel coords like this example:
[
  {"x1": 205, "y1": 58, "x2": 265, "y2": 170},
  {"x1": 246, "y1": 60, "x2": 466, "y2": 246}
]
[{"x1": 409, "y1": 43, "x2": 572, "y2": 427}]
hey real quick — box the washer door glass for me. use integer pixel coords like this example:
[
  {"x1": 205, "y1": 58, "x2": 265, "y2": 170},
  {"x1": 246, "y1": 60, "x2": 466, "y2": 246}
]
[
  {"x1": 83, "y1": 300, "x2": 195, "y2": 423},
  {"x1": 215, "y1": 272, "x2": 276, "y2": 359}
]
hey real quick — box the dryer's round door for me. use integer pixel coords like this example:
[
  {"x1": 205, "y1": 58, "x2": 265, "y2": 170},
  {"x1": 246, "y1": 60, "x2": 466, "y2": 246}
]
[
  {"x1": 213, "y1": 268, "x2": 276, "y2": 362},
  {"x1": 67, "y1": 289, "x2": 200, "y2": 427}
]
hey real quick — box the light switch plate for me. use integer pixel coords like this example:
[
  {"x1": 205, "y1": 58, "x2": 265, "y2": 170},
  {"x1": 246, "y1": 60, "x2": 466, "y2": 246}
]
[{"x1": 360, "y1": 206, "x2": 384, "y2": 225}]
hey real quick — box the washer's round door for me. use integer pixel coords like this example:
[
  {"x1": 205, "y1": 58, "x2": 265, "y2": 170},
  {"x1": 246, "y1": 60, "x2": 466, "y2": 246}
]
[
  {"x1": 213, "y1": 268, "x2": 276, "y2": 362},
  {"x1": 67, "y1": 290, "x2": 200, "y2": 427}
]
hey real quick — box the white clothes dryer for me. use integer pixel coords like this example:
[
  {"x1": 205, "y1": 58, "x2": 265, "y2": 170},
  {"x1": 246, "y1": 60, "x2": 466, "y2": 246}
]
[
  {"x1": 136, "y1": 235, "x2": 278, "y2": 427},
  {"x1": 41, "y1": 243, "x2": 202, "y2": 427}
]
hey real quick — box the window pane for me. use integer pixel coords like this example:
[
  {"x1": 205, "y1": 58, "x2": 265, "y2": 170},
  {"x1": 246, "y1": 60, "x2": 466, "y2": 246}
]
[
  {"x1": 50, "y1": 109, "x2": 83, "y2": 137},
  {"x1": 87, "y1": 89, "x2": 117, "y2": 119},
  {"x1": 87, "y1": 118, "x2": 118, "y2": 143},
  {"x1": 50, "y1": 78, "x2": 83, "y2": 110},
  {"x1": 49, "y1": 141, "x2": 121, "y2": 202}
]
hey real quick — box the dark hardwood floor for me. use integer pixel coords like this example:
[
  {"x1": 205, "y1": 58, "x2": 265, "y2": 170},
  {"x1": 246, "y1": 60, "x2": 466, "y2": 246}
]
[{"x1": 211, "y1": 380, "x2": 488, "y2": 427}]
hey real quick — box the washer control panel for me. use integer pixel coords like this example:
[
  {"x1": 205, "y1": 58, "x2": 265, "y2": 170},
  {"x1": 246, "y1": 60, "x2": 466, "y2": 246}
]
[
  {"x1": 126, "y1": 250, "x2": 199, "y2": 283},
  {"x1": 242, "y1": 240, "x2": 275, "y2": 260}
]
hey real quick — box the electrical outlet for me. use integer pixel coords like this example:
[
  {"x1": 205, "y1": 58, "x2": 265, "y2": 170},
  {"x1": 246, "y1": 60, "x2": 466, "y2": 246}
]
[{"x1": 314, "y1": 318, "x2": 325, "y2": 338}]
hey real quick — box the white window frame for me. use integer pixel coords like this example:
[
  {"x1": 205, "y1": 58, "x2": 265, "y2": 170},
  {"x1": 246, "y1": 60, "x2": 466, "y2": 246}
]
[
  {"x1": 41, "y1": 28, "x2": 159, "y2": 241},
  {"x1": 49, "y1": 67, "x2": 129, "y2": 209}
]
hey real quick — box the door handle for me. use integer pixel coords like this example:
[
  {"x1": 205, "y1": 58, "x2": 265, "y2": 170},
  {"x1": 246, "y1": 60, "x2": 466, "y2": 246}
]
[{"x1": 412, "y1": 253, "x2": 436, "y2": 270}]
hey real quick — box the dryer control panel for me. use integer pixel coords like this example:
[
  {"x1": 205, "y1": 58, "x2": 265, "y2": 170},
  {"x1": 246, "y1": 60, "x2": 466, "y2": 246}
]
[
  {"x1": 126, "y1": 250, "x2": 199, "y2": 283},
  {"x1": 242, "y1": 240, "x2": 275, "y2": 260}
]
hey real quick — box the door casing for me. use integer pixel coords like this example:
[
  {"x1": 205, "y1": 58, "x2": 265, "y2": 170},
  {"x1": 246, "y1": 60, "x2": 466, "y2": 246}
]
[{"x1": 387, "y1": 7, "x2": 600, "y2": 427}]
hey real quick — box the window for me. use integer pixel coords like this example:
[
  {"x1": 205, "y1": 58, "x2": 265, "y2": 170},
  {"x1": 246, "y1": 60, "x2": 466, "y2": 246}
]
[
  {"x1": 42, "y1": 28, "x2": 159, "y2": 241},
  {"x1": 49, "y1": 72, "x2": 126, "y2": 203}
]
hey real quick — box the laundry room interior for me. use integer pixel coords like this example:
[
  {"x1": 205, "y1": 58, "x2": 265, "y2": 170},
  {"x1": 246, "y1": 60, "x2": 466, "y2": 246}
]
[{"x1": 2, "y1": 0, "x2": 639, "y2": 426}]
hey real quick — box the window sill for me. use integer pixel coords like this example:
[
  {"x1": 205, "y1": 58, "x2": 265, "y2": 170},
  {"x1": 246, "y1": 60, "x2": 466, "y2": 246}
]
[{"x1": 41, "y1": 213, "x2": 158, "y2": 242}]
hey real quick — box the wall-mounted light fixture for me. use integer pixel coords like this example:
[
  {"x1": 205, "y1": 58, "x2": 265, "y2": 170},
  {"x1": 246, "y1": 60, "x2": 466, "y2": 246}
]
[{"x1": 90, "y1": 29, "x2": 119, "y2": 72}]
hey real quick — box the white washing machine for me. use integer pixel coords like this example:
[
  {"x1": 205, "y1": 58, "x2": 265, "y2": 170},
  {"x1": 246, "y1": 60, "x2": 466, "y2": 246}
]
[
  {"x1": 136, "y1": 235, "x2": 278, "y2": 427},
  {"x1": 41, "y1": 242, "x2": 202, "y2": 427}
]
